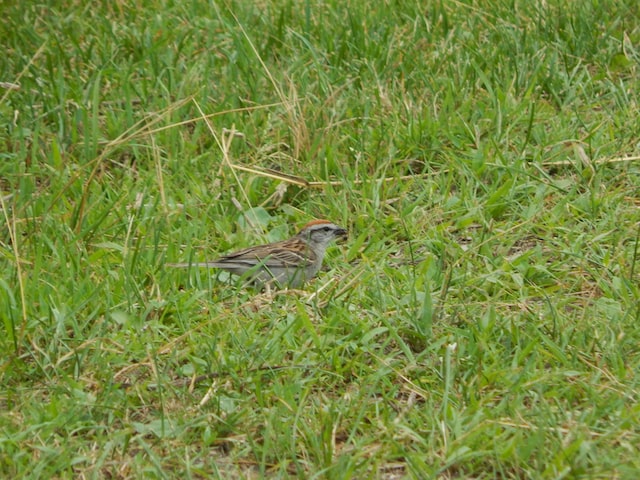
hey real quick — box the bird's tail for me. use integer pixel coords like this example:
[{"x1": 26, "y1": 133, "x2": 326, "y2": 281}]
[{"x1": 166, "y1": 262, "x2": 220, "y2": 268}]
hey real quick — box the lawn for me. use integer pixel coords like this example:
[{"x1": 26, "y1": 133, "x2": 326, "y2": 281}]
[{"x1": 1, "y1": 0, "x2": 639, "y2": 478}]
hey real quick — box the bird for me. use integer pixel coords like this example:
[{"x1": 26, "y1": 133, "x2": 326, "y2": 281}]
[{"x1": 168, "y1": 220, "x2": 347, "y2": 288}]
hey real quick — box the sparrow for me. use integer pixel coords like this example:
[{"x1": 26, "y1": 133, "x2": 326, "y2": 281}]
[{"x1": 169, "y1": 220, "x2": 347, "y2": 288}]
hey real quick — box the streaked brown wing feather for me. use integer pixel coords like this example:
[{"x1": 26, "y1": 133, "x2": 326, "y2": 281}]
[{"x1": 217, "y1": 241, "x2": 315, "y2": 268}]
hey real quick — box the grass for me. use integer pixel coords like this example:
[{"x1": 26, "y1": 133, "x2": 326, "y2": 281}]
[{"x1": 2, "y1": 0, "x2": 640, "y2": 477}]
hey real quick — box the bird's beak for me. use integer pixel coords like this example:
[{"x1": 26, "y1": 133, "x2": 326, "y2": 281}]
[{"x1": 336, "y1": 227, "x2": 348, "y2": 239}]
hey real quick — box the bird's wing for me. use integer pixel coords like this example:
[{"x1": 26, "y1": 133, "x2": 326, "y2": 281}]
[{"x1": 219, "y1": 243, "x2": 315, "y2": 268}]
